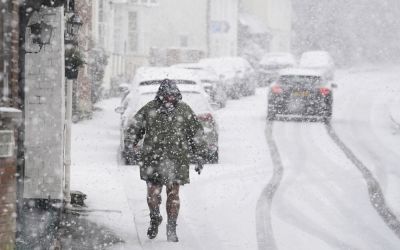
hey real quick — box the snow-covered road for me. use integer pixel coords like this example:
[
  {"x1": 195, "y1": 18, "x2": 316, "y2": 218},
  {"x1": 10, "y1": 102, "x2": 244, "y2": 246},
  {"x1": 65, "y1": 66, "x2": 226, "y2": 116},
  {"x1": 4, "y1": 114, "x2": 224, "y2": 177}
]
[
  {"x1": 71, "y1": 65, "x2": 400, "y2": 250},
  {"x1": 334, "y1": 66, "x2": 400, "y2": 219},
  {"x1": 271, "y1": 122, "x2": 399, "y2": 249}
]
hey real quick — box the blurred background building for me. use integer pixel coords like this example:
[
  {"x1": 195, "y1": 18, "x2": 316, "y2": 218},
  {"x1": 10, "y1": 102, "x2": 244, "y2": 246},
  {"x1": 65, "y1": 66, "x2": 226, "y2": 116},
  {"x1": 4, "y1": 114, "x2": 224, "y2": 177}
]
[
  {"x1": 105, "y1": 0, "x2": 292, "y2": 86},
  {"x1": 240, "y1": 0, "x2": 292, "y2": 53},
  {"x1": 111, "y1": 0, "x2": 208, "y2": 80}
]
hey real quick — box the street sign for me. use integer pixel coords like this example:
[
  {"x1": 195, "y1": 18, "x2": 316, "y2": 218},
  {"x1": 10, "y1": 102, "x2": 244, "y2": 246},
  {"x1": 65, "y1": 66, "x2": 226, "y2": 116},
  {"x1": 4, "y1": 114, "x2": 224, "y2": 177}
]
[{"x1": 210, "y1": 21, "x2": 230, "y2": 33}]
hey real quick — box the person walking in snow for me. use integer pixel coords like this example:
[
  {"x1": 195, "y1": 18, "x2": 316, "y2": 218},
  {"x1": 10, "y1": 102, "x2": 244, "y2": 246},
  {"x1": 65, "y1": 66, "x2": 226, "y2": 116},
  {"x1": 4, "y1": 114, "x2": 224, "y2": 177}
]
[{"x1": 126, "y1": 79, "x2": 207, "y2": 242}]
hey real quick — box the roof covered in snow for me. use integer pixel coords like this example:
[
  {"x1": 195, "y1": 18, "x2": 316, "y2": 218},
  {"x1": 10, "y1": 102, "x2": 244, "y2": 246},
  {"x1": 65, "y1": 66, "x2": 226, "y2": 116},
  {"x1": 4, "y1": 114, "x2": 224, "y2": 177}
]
[
  {"x1": 279, "y1": 68, "x2": 324, "y2": 77},
  {"x1": 133, "y1": 67, "x2": 201, "y2": 85}
]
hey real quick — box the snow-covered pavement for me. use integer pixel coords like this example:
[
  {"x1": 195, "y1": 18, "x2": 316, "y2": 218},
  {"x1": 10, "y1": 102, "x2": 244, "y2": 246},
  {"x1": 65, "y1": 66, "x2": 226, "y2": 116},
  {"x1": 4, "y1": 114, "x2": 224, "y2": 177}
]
[
  {"x1": 115, "y1": 88, "x2": 273, "y2": 250},
  {"x1": 72, "y1": 88, "x2": 273, "y2": 249},
  {"x1": 71, "y1": 65, "x2": 400, "y2": 249}
]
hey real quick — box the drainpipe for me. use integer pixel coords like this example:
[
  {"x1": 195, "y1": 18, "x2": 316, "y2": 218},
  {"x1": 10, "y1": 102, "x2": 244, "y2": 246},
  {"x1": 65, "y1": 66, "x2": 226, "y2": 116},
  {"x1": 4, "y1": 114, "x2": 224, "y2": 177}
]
[
  {"x1": 64, "y1": 78, "x2": 73, "y2": 208},
  {"x1": 206, "y1": 0, "x2": 211, "y2": 57}
]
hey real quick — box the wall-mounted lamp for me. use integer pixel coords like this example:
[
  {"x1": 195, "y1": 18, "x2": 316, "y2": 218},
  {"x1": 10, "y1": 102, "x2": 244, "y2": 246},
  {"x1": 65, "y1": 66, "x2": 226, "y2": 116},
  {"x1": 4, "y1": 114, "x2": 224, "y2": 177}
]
[
  {"x1": 66, "y1": 14, "x2": 83, "y2": 37},
  {"x1": 26, "y1": 21, "x2": 54, "y2": 53}
]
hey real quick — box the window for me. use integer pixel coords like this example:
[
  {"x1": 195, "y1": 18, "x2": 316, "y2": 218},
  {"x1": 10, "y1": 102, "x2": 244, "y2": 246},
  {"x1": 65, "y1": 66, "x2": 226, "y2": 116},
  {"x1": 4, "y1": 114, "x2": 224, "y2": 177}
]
[
  {"x1": 0, "y1": 131, "x2": 14, "y2": 158},
  {"x1": 99, "y1": 0, "x2": 104, "y2": 22},
  {"x1": 0, "y1": 12, "x2": 3, "y2": 68},
  {"x1": 180, "y1": 36, "x2": 188, "y2": 47},
  {"x1": 278, "y1": 75, "x2": 322, "y2": 86},
  {"x1": 139, "y1": 80, "x2": 196, "y2": 86},
  {"x1": 0, "y1": 8, "x2": 5, "y2": 102},
  {"x1": 128, "y1": 12, "x2": 138, "y2": 52}
]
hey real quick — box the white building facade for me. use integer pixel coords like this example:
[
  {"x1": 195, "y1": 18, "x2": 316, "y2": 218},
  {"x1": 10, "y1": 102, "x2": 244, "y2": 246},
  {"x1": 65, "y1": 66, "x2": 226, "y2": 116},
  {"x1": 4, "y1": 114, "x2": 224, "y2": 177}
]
[
  {"x1": 112, "y1": 0, "x2": 208, "y2": 79},
  {"x1": 241, "y1": 0, "x2": 292, "y2": 52},
  {"x1": 92, "y1": 0, "x2": 116, "y2": 92},
  {"x1": 209, "y1": 0, "x2": 239, "y2": 57}
]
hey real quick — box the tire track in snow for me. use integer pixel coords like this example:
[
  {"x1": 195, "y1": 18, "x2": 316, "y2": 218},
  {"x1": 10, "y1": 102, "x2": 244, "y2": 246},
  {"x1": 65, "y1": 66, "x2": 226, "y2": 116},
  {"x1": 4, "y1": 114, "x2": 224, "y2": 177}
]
[
  {"x1": 272, "y1": 122, "x2": 363, "y2": 250},
  {"x1": 256, "y1": 121, "x2": 283, "y2": 250},
  {"x1": 325, "y1": 123, "x2": 400, "y2": 239},
  {"x1": 389, "y1": 113, "x2": 400, "y2": 133}
]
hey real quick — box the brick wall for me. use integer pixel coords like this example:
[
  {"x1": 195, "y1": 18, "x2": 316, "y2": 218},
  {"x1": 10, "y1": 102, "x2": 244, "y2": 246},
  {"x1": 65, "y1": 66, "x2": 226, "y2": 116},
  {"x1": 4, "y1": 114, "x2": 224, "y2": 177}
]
[
  {"x1": 0, "y1": 158, "x2": 16, "y2": 250},
  {"x1": 0, "y1": 111, "x2": 20, "y2": 250},
  {"x1": 0, "y1": 0, "x2": 20, "y2": 248},
  {"x1": 0, "y1": 6, "x2": 4, "y2": 95},
  {"x1": 74, "y1": 0, "x2": 93, "y2": 119}
]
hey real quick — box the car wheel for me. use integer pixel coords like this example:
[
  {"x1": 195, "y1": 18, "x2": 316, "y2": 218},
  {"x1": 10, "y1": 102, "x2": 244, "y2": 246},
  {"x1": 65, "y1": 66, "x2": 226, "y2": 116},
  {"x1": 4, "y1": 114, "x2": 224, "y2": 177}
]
[
  {"x1": 125, "y1": 155, "x2": 140, "y2": 165},
  {"x1": 231, "y1": 92, "x2": 240, "y2": 99},
  {"x1": 123, "y1": 156, "x2": 131, "y2": 165},
  {"x1": 122, "y1": 148, "x2": 140, "y2": 165},
  {"x1": 323, "y1": 115, "x2": 332, "y2": 124},
  {"x1": 121, "y1": 150, "x2": 131, "y2": 165},
  {"x1": 267, "y1": 106, "x2": 276, "y2": 121},
  {"x1": 322, "y1": 104, "x2": 332, "y2": 124},
  {"x1": 267, "y1": 113, "x2": 275, "y2": 121},
  {"x1": 209, "y1": 150, "x2": 219, "y2": 164}
]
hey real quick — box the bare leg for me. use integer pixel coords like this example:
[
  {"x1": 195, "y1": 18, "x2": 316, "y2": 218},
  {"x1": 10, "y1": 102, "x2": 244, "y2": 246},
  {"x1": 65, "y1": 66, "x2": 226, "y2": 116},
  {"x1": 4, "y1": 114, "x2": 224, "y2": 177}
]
[
  {"x1": 147, "y1": 182, "x2": 162, "y2": 215},
  {"x1": 166, "y1": 183, "x2": 180, "y2": 221},
  {"x1": 146, "y1": 182, "x2": 163, "y2": 239},
  {"x1": 166, "y1": 183, "x2": 180, "y2": 242}
]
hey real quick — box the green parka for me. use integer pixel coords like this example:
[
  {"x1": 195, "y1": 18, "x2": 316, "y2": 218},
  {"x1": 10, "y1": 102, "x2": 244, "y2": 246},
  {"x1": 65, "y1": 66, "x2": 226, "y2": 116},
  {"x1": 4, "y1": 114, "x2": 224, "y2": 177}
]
[{"x1": 127, "y1": 81, "x2": 206, "y2": 185}]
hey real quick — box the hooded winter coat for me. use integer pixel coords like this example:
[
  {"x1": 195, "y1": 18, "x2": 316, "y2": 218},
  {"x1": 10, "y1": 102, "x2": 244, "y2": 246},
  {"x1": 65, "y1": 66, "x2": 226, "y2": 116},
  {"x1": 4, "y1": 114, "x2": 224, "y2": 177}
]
[{"x1": 127, "y1": 79, "x2": 207, "y2": 185}]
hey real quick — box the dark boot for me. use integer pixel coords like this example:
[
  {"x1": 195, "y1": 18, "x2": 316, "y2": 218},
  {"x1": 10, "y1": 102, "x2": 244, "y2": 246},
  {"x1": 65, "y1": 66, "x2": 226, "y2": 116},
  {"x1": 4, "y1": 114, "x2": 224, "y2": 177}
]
[
  {"x1": 166, "y1": 220, "x2": 179, "y2": 242},
  {"x1": 147, "y1": 213, "x2": 163, "y2": 239}
]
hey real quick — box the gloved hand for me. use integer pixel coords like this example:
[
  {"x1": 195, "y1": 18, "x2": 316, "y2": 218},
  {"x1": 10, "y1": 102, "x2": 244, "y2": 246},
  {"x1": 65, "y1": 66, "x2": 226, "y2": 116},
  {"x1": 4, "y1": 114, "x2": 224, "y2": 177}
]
[{"x1": 195, "y1": 163, "x2": 203, "y2": 175}]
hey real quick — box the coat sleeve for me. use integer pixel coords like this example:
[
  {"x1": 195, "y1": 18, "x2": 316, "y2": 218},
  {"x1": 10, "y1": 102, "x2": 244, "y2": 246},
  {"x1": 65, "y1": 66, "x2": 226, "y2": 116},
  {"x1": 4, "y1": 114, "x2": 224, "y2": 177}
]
[
  {"x1": 126, "y1": 105, "x2": 147, "y2": 146},
  {"x1": 185, "y1": 107, "x2": 208, "y2": 163}
]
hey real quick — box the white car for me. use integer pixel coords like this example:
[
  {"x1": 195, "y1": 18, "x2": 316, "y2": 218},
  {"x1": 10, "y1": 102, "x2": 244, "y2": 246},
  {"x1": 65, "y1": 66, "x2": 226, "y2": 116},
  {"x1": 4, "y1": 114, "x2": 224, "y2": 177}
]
[
  {"x1": 257, "y1": 52, "x2": 296, "y2": 86},
  {"x1": 171, "y1": 63, "x2": 228, "y2": 108},
  {"x1": 299, "y1": 50, "x2": 335, "y2": 80},
  {"x1": 115, "y1": 67, "x2": 219, "y2": 165},
  {"x1": 199, "y1": 57, "x2": 257, "y2": 99}
]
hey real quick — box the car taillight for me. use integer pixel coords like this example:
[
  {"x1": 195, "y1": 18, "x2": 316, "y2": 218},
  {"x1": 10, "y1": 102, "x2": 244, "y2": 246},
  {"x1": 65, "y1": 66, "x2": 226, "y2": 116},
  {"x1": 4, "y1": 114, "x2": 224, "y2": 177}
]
[
  {"x1": 319, "y1": 87, "x2": 331, "y2": 96},
  {"x1": 271, "y1": 85, "x2": 283, "y2": 94},
  {"x1": 197, "y1": 113, "x2": 214, "y2": 122}
]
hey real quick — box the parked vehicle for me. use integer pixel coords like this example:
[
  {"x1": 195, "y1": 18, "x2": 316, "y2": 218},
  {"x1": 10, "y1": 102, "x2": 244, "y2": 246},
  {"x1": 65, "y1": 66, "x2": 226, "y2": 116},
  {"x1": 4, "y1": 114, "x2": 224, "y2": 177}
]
[
  {"x1": 115, "y1": 67, "x2": 219, "y2": 165},
  {"x1": 267, "y1": 68, "x2": 337, "y2": 122},
  {"x1": 171, "y1": 63, "x2": 228, "y2": 108},
  {"x1": 257, "y1": 52, "x2": 296, "y2": 86},
  {"x1": 299, "y1": 50, "x2": 335, "y2": 80},
  {"x1": 199, "y1": 57, "x2": 256, "y2": 99}
]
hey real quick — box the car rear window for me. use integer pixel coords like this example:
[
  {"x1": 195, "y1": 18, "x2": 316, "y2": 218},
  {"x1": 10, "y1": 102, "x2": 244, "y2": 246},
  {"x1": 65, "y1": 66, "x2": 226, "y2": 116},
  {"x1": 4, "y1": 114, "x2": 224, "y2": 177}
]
[
  {"x1": 278, "y1": 75, "x2": 322, "y2": 86},
  {"x1": 139, "y1": 80, "x2": 196, "y2": 86}
]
